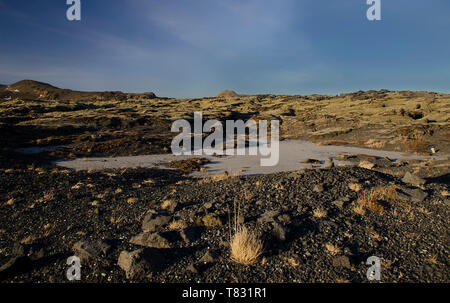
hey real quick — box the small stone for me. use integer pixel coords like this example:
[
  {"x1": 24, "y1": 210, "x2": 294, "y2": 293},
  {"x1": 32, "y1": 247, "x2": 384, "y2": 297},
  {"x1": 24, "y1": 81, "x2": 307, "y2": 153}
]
[
  {"x1": 12, "y1": 243, "x2": 26, "y2": 257},
  {"x1": 323, "y1": 158, "x2": 334, "y2": 169},
  {"x1": 199, "y1": 251, "x2": 215, "y2": 264}
]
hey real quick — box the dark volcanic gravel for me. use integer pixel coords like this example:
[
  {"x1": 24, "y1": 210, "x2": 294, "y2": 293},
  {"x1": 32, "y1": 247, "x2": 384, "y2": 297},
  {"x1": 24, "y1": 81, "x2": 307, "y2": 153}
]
[{"x1": 0, "y1": 163, "x2": 448, "y2": 283}]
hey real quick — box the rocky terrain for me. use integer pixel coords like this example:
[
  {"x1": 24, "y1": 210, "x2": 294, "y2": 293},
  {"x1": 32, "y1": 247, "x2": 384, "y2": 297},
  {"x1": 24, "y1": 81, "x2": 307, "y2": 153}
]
[{"x1": 0, "y1": 80, "x2": 448, "y2": 283}]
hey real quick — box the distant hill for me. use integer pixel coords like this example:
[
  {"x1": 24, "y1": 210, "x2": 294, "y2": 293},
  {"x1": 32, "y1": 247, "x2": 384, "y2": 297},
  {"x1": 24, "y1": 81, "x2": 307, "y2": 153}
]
[
  {"x1": 0, "y1": 84, "x2": 5, "y2": 90},
  {"x1": 1, "y1": 80, "x2": 157, "y2": 101},
  {"x1": 217, "y1": 90, "x2": 239, "y2": 98}
]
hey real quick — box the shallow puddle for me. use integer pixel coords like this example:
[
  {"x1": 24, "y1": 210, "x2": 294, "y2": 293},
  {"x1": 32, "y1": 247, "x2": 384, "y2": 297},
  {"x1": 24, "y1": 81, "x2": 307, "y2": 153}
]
[{"x1": 53, "y1": 140, "x2": 444, "y2": 177}]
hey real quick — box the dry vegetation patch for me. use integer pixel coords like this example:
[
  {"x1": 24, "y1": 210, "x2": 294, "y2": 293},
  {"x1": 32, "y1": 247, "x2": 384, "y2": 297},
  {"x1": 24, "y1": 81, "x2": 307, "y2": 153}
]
[{"x1": 355, "y1": 185, "x2": 400, "y2": 214}]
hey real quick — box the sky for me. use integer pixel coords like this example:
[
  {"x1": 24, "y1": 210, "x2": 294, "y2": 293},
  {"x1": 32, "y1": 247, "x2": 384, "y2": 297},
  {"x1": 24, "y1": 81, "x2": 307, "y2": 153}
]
[{"x1": 0, "y1": 0, "x2": 449, "y2": 98}]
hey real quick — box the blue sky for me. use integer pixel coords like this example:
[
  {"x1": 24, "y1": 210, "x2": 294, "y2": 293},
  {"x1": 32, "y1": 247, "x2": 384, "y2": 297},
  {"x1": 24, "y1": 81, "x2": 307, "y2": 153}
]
[{"x1": 0, "y1": 0, "x2": 449, "y2": 98}]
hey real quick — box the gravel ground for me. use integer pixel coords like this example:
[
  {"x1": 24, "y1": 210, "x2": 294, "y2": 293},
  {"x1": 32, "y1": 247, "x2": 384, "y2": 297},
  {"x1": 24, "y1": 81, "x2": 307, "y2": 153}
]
[{"x1": 0, "y1": 161, "x2": 448, "y2": 283}]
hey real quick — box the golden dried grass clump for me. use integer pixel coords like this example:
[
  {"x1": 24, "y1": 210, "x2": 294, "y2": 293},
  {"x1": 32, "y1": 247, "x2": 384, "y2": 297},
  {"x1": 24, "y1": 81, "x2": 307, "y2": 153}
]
[
  {"x1": 229, "y1": 200, "x2": 263, "y2": 266},
  {"x1": 161, "y1": 199, "x2": 175, "y2": 210},
  {"x1": 325, "y1": 243, "x2": 341, "y2": 255},
  {"x1": 313, "y1": 208, "x2": 327, "y2": 218},
  {"x1": 199, "y1": 171, "x2": 231, "y2": 184},
  {"x1": 355, "y1": 185, "x2": 400, "y2": 214},
  {"x1": 230, "y1": 225, "x2": 263, "y2": 266}
]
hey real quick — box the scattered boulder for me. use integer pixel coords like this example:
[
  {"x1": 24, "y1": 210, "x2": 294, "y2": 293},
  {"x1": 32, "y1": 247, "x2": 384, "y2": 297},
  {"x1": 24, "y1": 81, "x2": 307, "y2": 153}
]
[
  {"x1": 401, "y1": 188, "x2": 428, "y2": 203},
  {"x1": 117, "y1": 248, "x2": 164, "y2": 280},
  {"x1": 358, "y1": 160, "x2": 376, "y2": 170},
  {"x1": 130, "y1": 232, "x2": 171, "y2": 249},
  {"x1": 142, "y1": 213, "x2": 171, "y2": 232},
  {"x1": 118, "y1": 249, "x2": 148, "y2": 279},
  {"x1": 402, "y1": 172, "x2": 426, "y2": 187},
  {"x1": 73, "y1": 240, "x2": 111, "y2": 261}
]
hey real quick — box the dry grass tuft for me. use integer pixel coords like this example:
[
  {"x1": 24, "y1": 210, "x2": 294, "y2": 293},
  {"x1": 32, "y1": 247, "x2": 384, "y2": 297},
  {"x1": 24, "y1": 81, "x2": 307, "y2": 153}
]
[
  {"x1": 325, "y1": 243, "x2": 341, "y2": 255},
  {"x1": 127, "y1": 197, "x2": 138, "y2": 204},
  {"x1": 284, "y1": 256, "x2": 301, "y2": 267},
  {"x1": 349, "y1": 183, "x2": 363, "y2": 192},
  {"x1": 378, "y1": 184, "x2": 400, "y2": 201},
  {"x1": 230, "y1": 225, "x2": 263, "y2": 266},
  {"x1": 229, "y1": 200, "x2": 263, "y2": 266},
  {"x1": 143, "y1": 178, "x2": 155, "y2": 184},
  {"x1": 356, "y1": 191, "x2": 387, "y2": 214},
  {"x1": 353, "y1": 204, "x2": 366, "y2": 216},
  {"x1": 365, "y1": 139, "x2": 386, "y2": 149},
  {"x1": 20, "y1": 235, "x2": 37, "y2": 245},
  {"x1": 168, "y1": 220, "x2": 188, "y2": 230},
  {"x1": 110, "y1": 210, "x2": 124, "y2": 224},
  {"x1": 417, "y1": 207, "x2": 432, "y2": 216},
  {"x1": 197, "y1": 214, "x2": 223, "y2": 228},
  {"x1": 426, "y1": 255, "x2": 438, "y2": 265},
  {"x1": 161, "y1": 199, "x2": 175, "y2": 210},
  {"x1": 313, "y1": 208, "x2": 327, "y2": 218},
  {"x1": 355, "y1": 185, "x2": 399, "y2": 215},
  {"x1": 200, "y1": 171, "x2": 230, "y2": 184}
]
